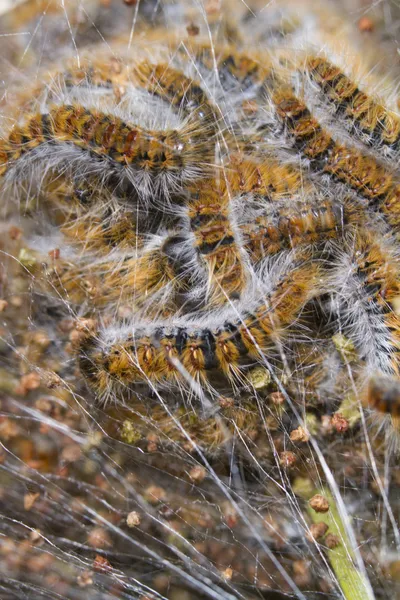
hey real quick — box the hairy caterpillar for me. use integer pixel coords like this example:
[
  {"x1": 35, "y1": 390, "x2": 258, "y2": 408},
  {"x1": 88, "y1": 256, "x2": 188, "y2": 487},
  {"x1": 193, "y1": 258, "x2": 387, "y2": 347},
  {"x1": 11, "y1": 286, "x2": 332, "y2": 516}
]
[
  {"x1": 0, "y1": 104, "x2": 214, "y2": 204},
  {"x1": 3, "y1": 2, "x2": 400, "y2": 600},
  {"x1": 304, "y1": 56, "x2": 400, "y2": 161},
  {"x1": 78, "y1": 257, "x2": 319, "y2": 398}
]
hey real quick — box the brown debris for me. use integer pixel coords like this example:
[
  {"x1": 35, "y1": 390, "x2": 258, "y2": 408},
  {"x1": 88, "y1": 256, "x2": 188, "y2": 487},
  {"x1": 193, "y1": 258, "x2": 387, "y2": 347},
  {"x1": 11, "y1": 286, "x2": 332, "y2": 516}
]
[
  {"x1": 332, "y1": 413, "x2": 349, "y2": 434},
  {"x1": 16, "y1": 372, "x2": 41, "y2": 395},
  {"x1": 24, "y1": 492, "x2": 40, "y2": 511},
  {"x1": 306, "y1": 522, "x2": 329, "y2": 542},
  {"x1": 77, "y1": 570, "x2": 94, "y2": 588},
  {"x1": 126, "y1": 511, "x2": 141, "y2": 528},
  {"x1": 325, "y1": 533, "x2": 340, "y2": 549},
  {"x1": 188, "y1": 465, "x2": 206, "y2": 483},
  {"x1": 290, "y1": 426, "x2": 310, "y2": 443},
  {"x1": 279, "y1": 451, "x2": 297, "y2": 468},
  {"x1": 186, "y1": 22, "x2": 200, "y2": 36},
  {"x1": 309, "y1": 494, "x2": 330, "y2": 514}
]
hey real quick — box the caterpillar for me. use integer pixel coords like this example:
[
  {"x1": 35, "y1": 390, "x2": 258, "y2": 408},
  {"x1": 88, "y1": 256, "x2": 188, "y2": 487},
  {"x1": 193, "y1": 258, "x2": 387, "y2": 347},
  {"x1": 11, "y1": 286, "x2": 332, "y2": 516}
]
[
  {"x1": 329, "y1": 230, "x2": 400, "y2": 380},
  {"x1": 273, "y1": 88, "x2": 400, "y2": 229},
  {"x1": 238, "y1": 196, "x2": 360, "y2": 259},
  {"x1": 78, "y1": 258, "x2": 319, "y2": 398},
  {"x1": 0, "y1": 104, "x2": 213, "y2": 202},
  {"x1": 304, "y1": 55, "x2": 400, "y2": 162},
  {"x1": 4, "y1": 2, "x2": 400, "y2": 600}
]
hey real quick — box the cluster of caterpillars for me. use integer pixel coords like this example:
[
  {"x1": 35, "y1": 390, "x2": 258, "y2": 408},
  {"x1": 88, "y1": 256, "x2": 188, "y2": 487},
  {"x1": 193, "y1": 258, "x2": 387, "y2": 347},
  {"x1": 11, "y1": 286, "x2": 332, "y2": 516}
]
[{"x1": 3, "y1": 36, "x2": 400, "y2": 434}]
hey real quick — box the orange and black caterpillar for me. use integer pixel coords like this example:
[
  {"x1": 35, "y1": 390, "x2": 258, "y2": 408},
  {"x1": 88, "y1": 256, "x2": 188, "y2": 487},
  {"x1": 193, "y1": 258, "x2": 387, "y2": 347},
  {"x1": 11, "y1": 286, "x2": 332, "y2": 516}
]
[
  {"x1": 241, "y1": 199, "x2": 356, "y2": 258},
  {"x1": 305, "y1": 56, "x2": 400, "y2": 157},
  {"x1": 273, "y1": 88, "x2": 400, "y2": 230},
  {"x1": 134, "y1": 62, "x2": 218, "y2": 125},
  {"x1": 63, "y1": 58, "x2": 219, "y2": 126},
  {"x1": 329, "y1": 230, "x2": 400, "y2": 387},
  {"x1": 186, "y1": 177, "x2": 245, "y2": 302},
  {"x1": 78, "y1": 259, "x2": 319, "y2": 396},
  {"x1": 182, "y1": 43, "x2": 272, "y2": 91},
  {"x1": 0, "y1": 104, "x2": 213, "y2": 197}
]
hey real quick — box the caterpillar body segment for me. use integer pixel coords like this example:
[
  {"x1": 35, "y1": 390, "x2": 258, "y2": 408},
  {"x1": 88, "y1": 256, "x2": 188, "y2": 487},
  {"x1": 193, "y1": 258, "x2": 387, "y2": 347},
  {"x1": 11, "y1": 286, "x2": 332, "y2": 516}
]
[
  {"x1": 185, "y1": 44, "x2": 273, "y2": 91},
  {"x1": 273, "y1": 88, "x2": 400, "y2": 230},
  {"x1": 40, "y1": 178, "x2": 142, "y2": 253},
  {"x1": 62, "y1": 57, "x2": 219, "y2": 127},
  {"x1": 304, "y1": 56, "x2": 400, "y2": 161},
  {"x1": 99, "y1": 232, "x2": 195, "y2": 312},
  {"x1": 330, "y1": 230, "x2": 400, "y2": 379},
  {"x1": 0, "y1": 104, "x2": 213, "y2": 200},
  {"x1": 224, "y1": 154, "x2": 303, "y2": 200},
  {"x1": 186, "y1": 178, "x2": 246, "y2": 303},
  {"x1": 79, "y1": 259, "x2": 320, "y2": 397},
  {"x1": 239, "y1": 196, "x2": 360, "y2": 259},
  {"x1": 134, "y1": 62, "x2": 218, "y2": 126}
]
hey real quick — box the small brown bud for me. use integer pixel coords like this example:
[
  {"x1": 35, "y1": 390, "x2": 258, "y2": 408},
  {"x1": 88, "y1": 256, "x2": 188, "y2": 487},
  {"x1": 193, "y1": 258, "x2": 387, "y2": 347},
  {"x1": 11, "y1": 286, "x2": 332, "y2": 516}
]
[
  {"x1": 77, "y1": 570, "x2": 94, "y2": 587},
  {"x1": 189, "y1": 465, "x2": 206, "y2": 483},
  {"x1": 145, "y1": 485, "x2": 166, "y2": 505},
  {"x1": 279, "y1": 451, "x2": 297, "y2": 468},
  {"x1": 293, "y1": 560, "x2": 311, "y2": 586},
  {"x1": 307, "y1": 522, "x2": 329, "y2": 542},
  {"x1": 270, "y1": 392, "x2": 285, "y2": 405},
  {"x1": 309, "y1": 494, "x2": 329, "y2": 513},
  {"x1": 186, "y1": 22, "x2": 200, "y2": 36},
  {"x1": 290, "y1": 426, "x2": 310, "y2": 443},
  {"x1": 87, "y1": 527, "x2": 112, "y2": 549},
  {"x1": 332, "y1": 413, "x2": 349, "y2": 434},
  {"x1": 358, "y1": 16, "x2": 374, "y2": 32},
  {"x1": 325, "y1": 533, "x2": 340, "y2": 549},
  {"x1": 222, "y1": 567, "x2": 233, "y2": 581},
  {"x1": 0, "y1": 300, "x2": 8, "y2": 312},
  {"x1": 17, "y1": 372, "x2": 41, "y2": 395},
  {"x1": 10, "y1": 296, "x2": 23, "y2": 308},
  {"x1": 61, "y1": 444, "x2": 82, "y2": 463},
  {"x1": 126, "y1": 511, "x2": 141, "y2": 528}
]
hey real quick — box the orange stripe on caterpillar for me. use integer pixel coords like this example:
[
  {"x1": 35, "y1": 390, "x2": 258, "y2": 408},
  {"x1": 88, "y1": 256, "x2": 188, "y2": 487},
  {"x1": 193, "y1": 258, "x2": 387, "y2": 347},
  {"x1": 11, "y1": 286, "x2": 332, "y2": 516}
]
[
  {"x1": 305, "y1": 56, "x2": 400, "y2": 151},
  {"x1": 78, "y1": 261, "x2": 319, "y2": 395}
]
